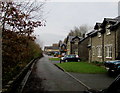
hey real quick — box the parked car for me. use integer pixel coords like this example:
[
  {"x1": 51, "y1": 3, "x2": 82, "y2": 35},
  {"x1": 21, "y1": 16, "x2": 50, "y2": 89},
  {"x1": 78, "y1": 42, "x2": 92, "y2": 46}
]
[
  {"x1": 60, "y1": 54, "x2": 81, "y2": 62},
  {"x1": 84, "y1": 74, "x2": 120, "y2": 93},
  {"x1": 104, "y1": 60, "x2": 120, "y2": 73}
]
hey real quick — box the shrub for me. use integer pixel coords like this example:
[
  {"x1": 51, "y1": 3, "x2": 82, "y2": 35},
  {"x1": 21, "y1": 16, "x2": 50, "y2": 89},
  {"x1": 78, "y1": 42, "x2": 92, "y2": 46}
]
[
  {"x1": 91, "y1": 61, "x2": 104, "y2": 66},
  {"x1": 2, "y1": 31, "x2": 43, "y2": 87}
]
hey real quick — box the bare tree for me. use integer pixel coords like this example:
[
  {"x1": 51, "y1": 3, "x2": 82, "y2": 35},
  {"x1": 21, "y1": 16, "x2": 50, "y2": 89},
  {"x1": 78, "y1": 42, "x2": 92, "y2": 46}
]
[
  {"x1": 1, "y1": 1, "x2": 46, "y2": 87},
  {"x1": 67, "y1": 24, "x2": 92, "y2": 37},
  {"x1": 1, "y1": 1, "x2": 46, "y2": 36}
]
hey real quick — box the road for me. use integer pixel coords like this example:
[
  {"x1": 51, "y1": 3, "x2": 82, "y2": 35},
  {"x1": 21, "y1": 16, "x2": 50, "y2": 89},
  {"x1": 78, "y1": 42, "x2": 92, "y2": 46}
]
[{"x1": 22, "y1": 56, "x2": 87, "y2": 92}]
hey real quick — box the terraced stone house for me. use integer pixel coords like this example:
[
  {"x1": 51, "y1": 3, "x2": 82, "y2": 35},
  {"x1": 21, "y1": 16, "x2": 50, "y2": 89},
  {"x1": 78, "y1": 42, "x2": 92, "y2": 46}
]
[
  {"x1": 78, "y1": 35, "x2": 90, "y2": 61},
  {"x1": 88, "y1": 16, "x2": 120, "y2": 62},
  {"x1": 65, "y1": 36, "x2": 82, "y2": 55}
]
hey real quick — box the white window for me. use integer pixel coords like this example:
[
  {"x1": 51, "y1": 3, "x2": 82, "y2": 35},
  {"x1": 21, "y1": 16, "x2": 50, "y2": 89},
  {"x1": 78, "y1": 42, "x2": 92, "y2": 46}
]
[
  {"x1": 106, "y1": 24, "x2": 111, "y2": 35},
  {"x1": 105, "y1": 45, "x2": 112, "y2": 58},
  {"x1": 75, "y1": 49, "x2": 78, "y2": 54},
  {"x1": 106, "y1": 29, "x2": 111, "y2": 35},
  {"x1": 98, "y1": 32, "x2": 101, "y2": 37},
  {"x1": 97, "y1": 45, "x2": 102, "y2": 57},
  {"x1": 99, "y1": 28, "x2": 102, "y2": 31},
  {"x1": 92, "y1": 46, "x2": 95, "y2": 56}
]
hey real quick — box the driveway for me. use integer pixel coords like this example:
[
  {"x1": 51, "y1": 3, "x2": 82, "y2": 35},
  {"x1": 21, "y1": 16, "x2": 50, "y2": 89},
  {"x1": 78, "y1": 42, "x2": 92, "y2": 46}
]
[
  {"x1": 51, "y1": 59, "x2": 115, "y2": 90},
  {"x1": 69, "y1": 73, "x2": 115, "y2": 90},
  {"x1": 22, "y1": 56, "x2": 87, "y2": 92}
]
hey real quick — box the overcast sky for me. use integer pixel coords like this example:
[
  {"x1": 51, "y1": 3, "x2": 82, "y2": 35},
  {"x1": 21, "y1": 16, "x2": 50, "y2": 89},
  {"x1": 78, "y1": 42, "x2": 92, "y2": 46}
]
[{"x1": 34, "y1": 1, "x2": 118, "y2": 48}]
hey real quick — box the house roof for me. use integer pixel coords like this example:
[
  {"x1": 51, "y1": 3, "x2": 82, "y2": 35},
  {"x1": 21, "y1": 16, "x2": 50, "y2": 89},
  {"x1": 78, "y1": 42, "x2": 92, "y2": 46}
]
[
  {"x1": 70, "y1": 36, "x2": 82, "y2": 43},
  {"x1": 94, "y1": 23, "x2": 102, "y2": 30},
  {"x1": 60, "y1": 43, "x2": 66, "y2": 47},
  {"x1": 65, "y1": 36, "x2": 75, "y2": 44},
  {"x1": 78, "y1": 16, "x2": 120, "y2": 42},
  {"x1": 110, "y1": 21, "x2": 120, "y2": 30},
  {"x1": 87, "y1": 30, "x2": 98, "y2": 36},
  {"x1": 79, "y1": 35, "x2": 90, "y2": 43},
  {"x1": 44, "y1": 46, "x2": 53, "y2": 49},
  {"x1": 58, "y1": 40, "x2": 62, "y2": 47},
  {"x1": 101, "y1": 16, "x2": 120, "y2": 28},
  {"x1": 102, "y1": 16, "x2": 120, "y2": 31}
]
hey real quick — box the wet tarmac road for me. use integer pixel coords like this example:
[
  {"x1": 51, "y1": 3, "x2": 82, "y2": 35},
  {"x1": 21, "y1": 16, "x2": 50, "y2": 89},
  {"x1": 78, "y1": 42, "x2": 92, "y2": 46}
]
[{"x1": 22, "y1": 56, "x2": 87, "y2": 92}]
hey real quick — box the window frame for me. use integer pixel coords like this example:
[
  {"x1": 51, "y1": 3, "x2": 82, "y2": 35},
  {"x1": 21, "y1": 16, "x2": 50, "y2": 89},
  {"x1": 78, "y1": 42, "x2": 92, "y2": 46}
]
[
  {"x1": 106, "y1": 24, "x2": 111, "y2": 35},
  {"x1": 97, "y1": 45, "x2": 102, "y2": 57},
  {"x1": 98, "y1": 32, "x2": 101, "y2": 38},
  {"x1": 106, "y1": 28, "x2": 111, "y2": 35},
  {"x1": 92, "y1": 46, "x2": 95, "y2": 56},
  {"x1": 105, "y1": 44, "x2": 112, "y2": 59}
]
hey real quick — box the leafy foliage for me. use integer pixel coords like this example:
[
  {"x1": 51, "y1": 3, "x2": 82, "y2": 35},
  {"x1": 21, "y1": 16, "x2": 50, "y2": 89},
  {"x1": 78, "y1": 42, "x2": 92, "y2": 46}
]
[{"x1": 1, "y1": 1, "x2": 44, "y2": 87}]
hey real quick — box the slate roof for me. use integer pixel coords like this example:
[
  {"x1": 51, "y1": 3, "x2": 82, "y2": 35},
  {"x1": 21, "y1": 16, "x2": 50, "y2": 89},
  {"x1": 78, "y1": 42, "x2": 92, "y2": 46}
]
[
  {"x1": 60, "y1": 43, "x2": 66, "y2": 47},
  {"x1": 70, "y1": 36, "x2": 83, "y2": 42},
  {"x1": 94, "y1": 23, "x2": 102, "y2": 30},
  {"x1": 101, "y1": 16, "x2": 120, "y2": 27},
  {"x1": 86, "y1": 30, "x2": 98, "y2": 36},
  {"x1": 65, "y1": 36, "x2": 75, "y2": 44}
]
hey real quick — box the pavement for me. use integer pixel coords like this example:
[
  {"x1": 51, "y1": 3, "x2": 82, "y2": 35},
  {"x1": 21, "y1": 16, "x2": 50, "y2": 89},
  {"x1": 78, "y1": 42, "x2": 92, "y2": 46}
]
[{"x1": 69, "y1": 73, "x2": 115, "y2": 90}]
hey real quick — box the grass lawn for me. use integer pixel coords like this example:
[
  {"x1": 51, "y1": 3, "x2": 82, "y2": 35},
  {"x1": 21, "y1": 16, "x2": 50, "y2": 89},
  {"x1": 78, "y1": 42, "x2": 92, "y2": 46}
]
[
  {"x1": 49, "y1": 58, "x2": 60, "y2": 61},
  {"x1": 56, "y1": 62, "x2": 107, "y2": 74}
]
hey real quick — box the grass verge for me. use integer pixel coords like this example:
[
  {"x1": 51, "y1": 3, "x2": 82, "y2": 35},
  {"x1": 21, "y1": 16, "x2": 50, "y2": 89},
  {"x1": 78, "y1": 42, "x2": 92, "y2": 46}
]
[
  {"x1": 56, "y1": 62, "x2": 107, "y2": 74},
  {"x1": 49, "y1": 58, "x2": 60, "y2": 61}
]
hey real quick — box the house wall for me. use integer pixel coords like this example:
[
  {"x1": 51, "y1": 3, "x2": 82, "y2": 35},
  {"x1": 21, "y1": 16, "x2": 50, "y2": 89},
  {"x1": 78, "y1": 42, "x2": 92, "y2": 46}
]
[
  {"x1": 78, "y1": 37, "x2": 89, "y2": 61},
  {"x1": 116, "y1": 26, "x2": 120, "y2": 59},
  {"x1": 71, "y1": 38, "x2": 79, "y2": 55},
  {"x1": 91, "y1": 33, "x2": 103, "y2": 62},
  {"x1": 103, "y1": 29, "x2": 116, "y2": 61},
  {"x1": 66, "y1": 41, "x2": 71, "y2": 55},
  {"x1": 89, "y1": 24, "x2": 120, "y2": 62},
  {"x1": 71, "y1": 42, "x2": 78, "y2": 55}
]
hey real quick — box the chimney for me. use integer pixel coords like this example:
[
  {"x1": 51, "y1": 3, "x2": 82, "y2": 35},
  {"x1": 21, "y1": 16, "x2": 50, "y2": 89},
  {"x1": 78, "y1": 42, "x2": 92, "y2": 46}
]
[{"x1": 82, "y1": 33, "x2": 85, "y2": 38}]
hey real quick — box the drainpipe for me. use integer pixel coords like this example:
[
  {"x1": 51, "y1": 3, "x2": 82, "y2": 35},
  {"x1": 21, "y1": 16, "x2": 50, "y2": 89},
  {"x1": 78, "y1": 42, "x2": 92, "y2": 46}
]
[
  {"x1": 78, "y1": 42, "x2": 79, "y2": 56},
  {"x1": 70, "y1": 42, "x2": 72, "y2": 54},
  {"x1": 102, "y1": 32, "x2": 104, "y2": 62},
  {"x1": 90, "y1": 37, "x2": 92, "y2": 63},
  {"x1": 115, "y1": 30, "x2": 117, "y2": 59}
]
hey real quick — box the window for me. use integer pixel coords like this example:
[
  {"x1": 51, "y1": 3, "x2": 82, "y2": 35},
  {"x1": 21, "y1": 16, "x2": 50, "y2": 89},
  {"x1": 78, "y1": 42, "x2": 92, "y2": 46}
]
[
  {"x1": 97, "y1": 45, "x2": 102, "y2": 57},
  {"x1": 105, "y1": 45, "x2": 112, "y2": 58},
  {"x1": 92, "y1": 46, "x2": 95, "y2": 56},
  {"x1": 98, "y1": 32, "x2": 101, "y2": 37},
  {"x1": 75, "y1": 49, "x2": 78, "y2": 54},
  {"x1": 106, "y1": 24, "x2": 111, "y2": 35},
  {"x1": 106, "y1": 29, "x2": 111, "y2": 35},
  {"x1": 99, "y1": 28, "x2": 102, "y2": 31},
  {"x1": 74, "y1": 39, "x2": 79, "y2": 44}
]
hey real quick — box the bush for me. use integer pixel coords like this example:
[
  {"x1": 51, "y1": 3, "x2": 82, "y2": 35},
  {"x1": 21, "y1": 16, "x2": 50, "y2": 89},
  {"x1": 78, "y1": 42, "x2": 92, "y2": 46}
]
[
  {"x1": 80, "y1": 58, "x2": 88, "y2": 62},
  {"x1": 91, "y1": 61, "x2": 104, "y2": 66},
  {"x1": 2, "y1": 31, "x2": 43, "y2": 87}
]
